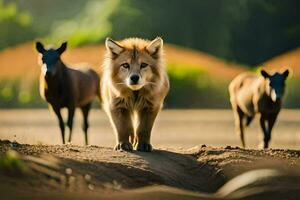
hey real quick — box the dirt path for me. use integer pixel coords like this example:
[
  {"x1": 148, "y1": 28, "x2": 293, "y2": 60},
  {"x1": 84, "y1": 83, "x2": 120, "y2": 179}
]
[
  {"x1": 1, "y1": 140, "x2": 299, "y2": 200},
  {"x1": 1, "y1": 109, "x2": 299, "y2": 149},
  {"x1": 1, "y1": 109, "x2": 300, "y2": 199}
]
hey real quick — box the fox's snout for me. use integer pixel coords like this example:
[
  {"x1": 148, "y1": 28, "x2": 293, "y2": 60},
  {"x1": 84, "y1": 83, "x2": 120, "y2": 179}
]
[
  {"x1": 129, "y1": 74, "x2": 140, "y2": 85},
  {"x1": 127, "y1": 73, "x2": 143, "y2": 90}
]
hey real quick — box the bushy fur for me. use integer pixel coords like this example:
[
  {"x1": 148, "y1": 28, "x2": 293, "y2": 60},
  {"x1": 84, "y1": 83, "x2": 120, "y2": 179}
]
[{"x1": 101, "y1": 37, "x2": 169, "y2": 152}]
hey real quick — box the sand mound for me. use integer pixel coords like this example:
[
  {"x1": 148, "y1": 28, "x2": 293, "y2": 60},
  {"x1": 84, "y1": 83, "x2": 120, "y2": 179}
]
[{"x1": 1, "y1": 141, "x2": 299, "y2": 200}]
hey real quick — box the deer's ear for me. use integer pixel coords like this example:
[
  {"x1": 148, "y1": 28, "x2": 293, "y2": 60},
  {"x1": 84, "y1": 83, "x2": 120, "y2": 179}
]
[
  {"x1": 283, "y1": 69, "x2": 289, "y2": 78},
  {"x1": 36, "y1": 41, "x2": 45, "y2": 53},
  {"x1": 57, "y1": 42, "x2": 67, "y2": 55},
  {"x1": 105, "y1": 38, "x2": 124, "y2": 56},
  {"x1": 260, "y1": 69, "x2": 270, "y2": 79},
  {"x1": 146, "y1": 37, "x2": 163, "y2": 56}
]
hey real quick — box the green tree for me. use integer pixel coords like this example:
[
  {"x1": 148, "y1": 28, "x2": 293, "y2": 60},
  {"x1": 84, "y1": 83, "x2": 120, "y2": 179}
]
[{"x1": 0, "y1": 0, "x2": 35, "y2": 49}]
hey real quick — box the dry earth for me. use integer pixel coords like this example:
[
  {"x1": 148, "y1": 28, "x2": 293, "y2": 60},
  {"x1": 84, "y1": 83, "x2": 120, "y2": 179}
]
[
  {"x1": 0, "y1": 109, "x2": 300, "y2": 199},
  {"x1": 1, "y1": 109, "x2": 299, "y2": 149},
  {"x1": 0, "y1": 140, "x2": 299, "y2": 200}
]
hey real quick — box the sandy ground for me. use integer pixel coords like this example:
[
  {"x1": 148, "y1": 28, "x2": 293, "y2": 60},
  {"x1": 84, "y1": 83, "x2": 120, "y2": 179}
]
[
  {"x1": 1, "y1": 109, "x2": 300, "y2": 199},
  {"x1": 0, "y1": 140, "x2": 299, "y2": 200},
  {"x1": 0, "y1": 109, "x2": 299, "y2": 149}
]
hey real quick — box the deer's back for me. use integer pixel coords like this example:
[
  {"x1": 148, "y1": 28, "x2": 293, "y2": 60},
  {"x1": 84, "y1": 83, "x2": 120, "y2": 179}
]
[
  {"x1": 229, "y1": 72, "x2": 262, "y2": 116},
  {"x1": 68, "y1": 67, "x2": 100, "y2": 107}
]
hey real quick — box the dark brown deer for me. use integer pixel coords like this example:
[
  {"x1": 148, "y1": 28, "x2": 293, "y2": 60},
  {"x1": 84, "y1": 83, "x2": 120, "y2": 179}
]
[
  {"x1": 36, "y1": 41, "x2": 100, "y2": 145},
  {"x1": 229, "y1": 69, "x2": 289, "y2": 148}
]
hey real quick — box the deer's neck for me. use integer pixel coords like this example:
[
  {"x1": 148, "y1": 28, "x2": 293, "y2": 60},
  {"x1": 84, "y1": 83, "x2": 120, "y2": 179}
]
[{"x1": 45, "y1": 60, "x2": 68, "y2": 89}]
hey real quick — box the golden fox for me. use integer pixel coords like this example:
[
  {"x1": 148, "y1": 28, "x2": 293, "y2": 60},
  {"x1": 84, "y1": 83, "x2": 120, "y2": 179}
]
[{"x1": 101, "y1": 37, "x2": 169, "y2": 152}]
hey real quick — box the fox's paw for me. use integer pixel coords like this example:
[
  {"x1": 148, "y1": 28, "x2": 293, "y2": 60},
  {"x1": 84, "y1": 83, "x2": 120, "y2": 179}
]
[
  {"x1": 136, "y1": 142, "x2": 153, "y2": 152},
  {"x1": 114, "y1": 142, "x2": 133, "y2": 151}
]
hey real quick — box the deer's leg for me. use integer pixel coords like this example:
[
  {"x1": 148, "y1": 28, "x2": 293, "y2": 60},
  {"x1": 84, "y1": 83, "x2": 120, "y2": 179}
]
[
  {"x1": 67, "y1": 106, "x2": 75, "y2": 143},
  {"x1": 259, "y1": 114, "x2": 269, "y2": 149},
  {"x1": 135, "y1": 107, "x2": 159, "y2": 152},
  {"x1": 264, "y1": 114, "x2": 278, "y2": 148},
  {"x1": 246, "y1": 116, "x2": 254, "y2": 127},
  {"x1": 52, "y1": 106, "x2": 65, "y2": 144},
  {"x1": 234, "y1": 106, "x2": 246, "y2": 148},
  {"x1": 81, "y1": 103, "x2": 92, "y2": 145},
  {"x1": 110, "y1": 108, "x2": 134, "y2": 151}
]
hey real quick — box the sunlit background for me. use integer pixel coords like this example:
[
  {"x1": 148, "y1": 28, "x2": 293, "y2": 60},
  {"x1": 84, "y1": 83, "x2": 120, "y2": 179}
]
[
  {"x1": 0, "y1": 0, "x2": 299, "y2": 148},
  {"x1": 0, "y1": 0, "x2": 300, "y2": 108}
]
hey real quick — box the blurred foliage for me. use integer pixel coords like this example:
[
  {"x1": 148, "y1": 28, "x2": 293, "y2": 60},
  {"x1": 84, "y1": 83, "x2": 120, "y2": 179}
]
[
  {"x1": 48, "y1": 0, "x2": 120, "y2": 47},
  {"x1": 284, "y1": 79, "x2": 300, "y2": 108},
  {"x1": 0, "y1": 0, "x2": 35, "y2": 49},
  {"x1": 0, "y1": 150, "x2": 28, "y2": 176},
  {"x1": 109, "y1": 0, "x2": 300, "y2": 65},
  {"x1": 1, "y1": 0, "x2": 300, "y2": 108},
  {"x1": 4, "y1": 0, "x2": 87, "y2": 36},
  {"x1": 229, "y1": 0, "x2": 300, "y2": 65},
  {"x1": 166, "y1": 64, "x2": 229, "y2": 108},
  {"x1": 1, "y1": 0, "x2": 299, "y2": 65},
  {"x1": 0, "y1": 79, "x2": 43, "y2": 108}
]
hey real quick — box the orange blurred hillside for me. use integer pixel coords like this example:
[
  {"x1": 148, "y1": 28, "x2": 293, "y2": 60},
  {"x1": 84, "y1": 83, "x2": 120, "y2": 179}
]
[
  {"x1": 263, "y1": 48, "x2": 300, "y2": 76},
  {"x1": 0, "y1": 42, "x2": 245, "y2": 80}
]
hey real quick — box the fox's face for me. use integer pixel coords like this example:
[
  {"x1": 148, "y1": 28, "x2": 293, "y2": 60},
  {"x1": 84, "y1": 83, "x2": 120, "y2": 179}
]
[{"x1": 105, "y1": 37, "x2": 163, "y2": 91}]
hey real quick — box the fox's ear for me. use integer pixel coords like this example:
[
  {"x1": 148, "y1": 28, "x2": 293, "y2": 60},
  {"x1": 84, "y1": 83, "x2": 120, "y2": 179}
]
[
  {"x1": 105, "y1": 38, "x2": 124, "y2": 55},
  {"x1": 282, "y1": 69, "x2": 289, "y2": 78},
  {"x1": 36, "y1": 41, "x2": 45, "y2": 53},
  {"x1": 57, "y1": 42, "x2": 67, "y2": 55},
  {"x1": 146, "y1": 37, "x2": 163, "y2": 56},
  {"x1": 261, "y1": 69, "x2": 270, "y2": 79}
]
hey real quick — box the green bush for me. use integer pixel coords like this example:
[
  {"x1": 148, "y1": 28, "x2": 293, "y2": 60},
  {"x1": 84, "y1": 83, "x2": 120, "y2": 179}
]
[
  {"x1": 284, "y1": 78, "x2": 300, "y2": 108},
  {"x1": 0, "y1": 150, "x2": 28, "y2": 176},
  {"x1": 165, "y1": 63, "x2": 229, "y2": 108},
  {"x1": 0, "y1": 0, "x2": 35, "y2": 49},
  {"x1": 0, "y1": 79, "x2": 45, "y2": 108}
]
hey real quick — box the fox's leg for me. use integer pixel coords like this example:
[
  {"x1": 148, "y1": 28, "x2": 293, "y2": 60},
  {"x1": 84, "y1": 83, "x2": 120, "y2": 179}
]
[
  {"x1": 135, "y1": 107, "x2": 159, "y2": 152},
  {"x1": 110, "y1": 107, "x2": 134, "y2": 151}
]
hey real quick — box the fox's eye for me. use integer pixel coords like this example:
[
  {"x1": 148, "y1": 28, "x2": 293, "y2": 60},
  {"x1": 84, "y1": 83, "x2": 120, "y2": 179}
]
[
  {"x1": 140, "y1": 62, "x2": 148, "y2": 68},
  {"x1": 121, "y1": 63, "x2": 130, "y2": 69}
]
